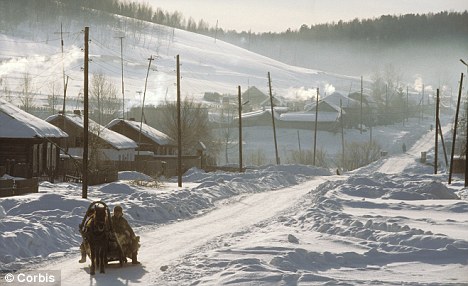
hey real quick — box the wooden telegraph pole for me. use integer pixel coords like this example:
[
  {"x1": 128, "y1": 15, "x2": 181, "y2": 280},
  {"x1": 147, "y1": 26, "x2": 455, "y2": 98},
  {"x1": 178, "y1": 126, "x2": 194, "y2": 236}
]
[
  {"x1": 238, "y1": 86, "x2": 243, "y2": 172},
  {"x1": 117, "y1": 35, "x2": 125, "y2": 119},
  {"x1": 82, "y1": 27, "x2": 89, "y2": 199},
  {"x1": 313, "y1": 88, "x2": 319, "y2": 165},
  {"x1": 177, "y1": 55, "x2": 182, "y2": 187},
  {"x1": 448, "y1": 73, "x2": 464, "y2": 184},
  {"x1": 435, "y1": 89, "x2": 440, "y2": 174},
  {"x1": 138, "y1": 55, "x2": 154, "y2": 158},
  {"x1": 268, "y1": 72, "x2": 279, "y2": 165},
  {"x1": 360, "y1": 76, "x2": 363, "y2": 134}
]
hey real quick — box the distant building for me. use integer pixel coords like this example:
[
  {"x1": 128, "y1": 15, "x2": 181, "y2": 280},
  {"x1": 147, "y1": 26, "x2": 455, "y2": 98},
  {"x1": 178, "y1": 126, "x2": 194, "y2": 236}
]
[
  {"x1": 242, "y1": 86, "x2": 269, "y2": 110},
  {"x1": 0, "y1": 99, "x2": 68, "y2": 178},
  {"x1": 280, "y1": 100, "x2": 341, "y2": 130}
]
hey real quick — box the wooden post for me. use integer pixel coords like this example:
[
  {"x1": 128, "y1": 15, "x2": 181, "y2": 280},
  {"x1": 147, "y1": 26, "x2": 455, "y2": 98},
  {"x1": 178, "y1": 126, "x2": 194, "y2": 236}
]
[
  {"x1": 438, "y1": 118, "x2": 448, "y2": 167},
  {"x1": 177, "y1": 55, "x2": 182, "y2": 187},
  {"x1": 238, "y1": 85, "x2": 243, "y2": 172},
  {"x1": 340, "y1": 99, "x2": 345, "y2": 168},
  {"x1": 360, "y1": 76, "x2": 363, "y2": 134},
  {"x1": 268, "y1": 72, "x2": 279, "y2": 165},
  {"x1": 448, "y1": 73, "x2": 464, "y2": 184},
  {"x1": 82, "y1": 27, "x2": 89, "y2": 199},
  {"x1": 313, "y1": 88, "x2": 319, "y2": 165},
  {"x1": 435, "y1": 89, "x2": 439, "y2": 174}
]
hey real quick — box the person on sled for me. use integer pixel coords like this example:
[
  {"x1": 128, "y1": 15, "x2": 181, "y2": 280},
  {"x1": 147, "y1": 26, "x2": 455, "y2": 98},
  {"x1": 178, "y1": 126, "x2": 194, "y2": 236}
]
[
  {"x1": 78, "y1": 208, "x2": 95, "y2": 263},
  {"x1": 111, "y1": 205, "x2": 140, "y2": 264}
]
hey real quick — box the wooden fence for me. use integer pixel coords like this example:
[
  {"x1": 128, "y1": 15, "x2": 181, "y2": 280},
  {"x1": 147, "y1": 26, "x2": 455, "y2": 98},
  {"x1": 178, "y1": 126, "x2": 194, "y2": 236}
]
[{"x1": 0, "y1": 178, "x2": 39, "y2": 197}]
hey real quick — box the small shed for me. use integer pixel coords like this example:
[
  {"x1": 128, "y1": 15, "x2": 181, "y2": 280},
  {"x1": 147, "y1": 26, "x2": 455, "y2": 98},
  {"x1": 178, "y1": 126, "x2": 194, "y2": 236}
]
[{"x1": 0, "y1": 99, "x2": 68, "y2": 178}]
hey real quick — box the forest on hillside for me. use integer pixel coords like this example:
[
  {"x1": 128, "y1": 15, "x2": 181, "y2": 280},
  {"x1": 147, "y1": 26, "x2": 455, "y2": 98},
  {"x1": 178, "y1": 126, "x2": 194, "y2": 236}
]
[
  {"x1": 1, "y1": 0, "x2": 466, "y2": 87},
  {"x1": 1, "y1": 0, "x2": 466, "y2": 43}
]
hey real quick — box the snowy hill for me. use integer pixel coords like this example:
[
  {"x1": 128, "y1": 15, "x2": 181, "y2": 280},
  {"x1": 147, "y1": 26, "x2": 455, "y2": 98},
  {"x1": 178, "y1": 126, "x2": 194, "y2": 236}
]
[{"x1": 0, "y1": 8, "x2": 359, "y2": 110}]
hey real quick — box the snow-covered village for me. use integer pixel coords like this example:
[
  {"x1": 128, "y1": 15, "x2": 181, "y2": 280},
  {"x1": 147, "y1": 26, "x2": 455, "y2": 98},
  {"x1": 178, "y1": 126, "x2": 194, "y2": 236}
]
[{"x1": 1, "y1": 0, "x2": 468, "y2": 285}]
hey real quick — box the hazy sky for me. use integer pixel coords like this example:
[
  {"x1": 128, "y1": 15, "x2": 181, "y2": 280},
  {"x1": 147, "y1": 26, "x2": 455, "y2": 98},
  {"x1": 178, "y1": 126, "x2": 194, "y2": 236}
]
[{"x1": 136, "y1": 0, "x2": 467, "y2": 32}]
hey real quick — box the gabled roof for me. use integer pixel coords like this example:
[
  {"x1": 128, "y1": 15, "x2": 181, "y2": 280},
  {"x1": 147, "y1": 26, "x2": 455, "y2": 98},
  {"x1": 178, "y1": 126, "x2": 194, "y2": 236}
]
[
  {"x1": 46, "y1": 114, "x2": 137, "y2": 150},
  {"x1": 304, "y1": 100, "x2": 342, "y2": 113},
  {"x1": 0, "y1": 99, "x2": 68, "y2": 139},
  {"x1": 323, "y1": 92, "x2": 359, "y2": 108},
  {"x1": 106, "y1": 119, "x2": 175, "y2": 146},
  {"x1": 242, "y1": 86, "x2": 268, "y2": 100}
]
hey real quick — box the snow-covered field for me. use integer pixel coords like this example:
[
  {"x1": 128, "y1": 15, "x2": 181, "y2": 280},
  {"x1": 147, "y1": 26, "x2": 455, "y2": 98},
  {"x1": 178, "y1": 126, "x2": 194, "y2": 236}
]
[{"x1": 1, "y1": 120, "x2": 467, "y2": 285}]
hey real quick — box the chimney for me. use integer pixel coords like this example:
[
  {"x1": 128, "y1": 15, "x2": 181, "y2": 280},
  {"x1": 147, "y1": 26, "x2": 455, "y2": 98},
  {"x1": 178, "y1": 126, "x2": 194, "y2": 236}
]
[
  {"x1": 73, "y1": 110, "x2": 81, "y2": 116},
  {"x1": 129, "y1": 118, "x2": 135, "y2": 121}
]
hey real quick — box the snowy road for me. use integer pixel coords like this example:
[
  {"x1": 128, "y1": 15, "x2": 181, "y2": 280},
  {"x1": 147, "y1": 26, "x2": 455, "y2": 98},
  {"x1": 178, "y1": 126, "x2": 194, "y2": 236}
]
[
  {"x1": 41, "y1": 177, "x2": 330, "y2": 285},
  {"x1": 377, "y1": 123, "x2": 450, "y2": 174}
]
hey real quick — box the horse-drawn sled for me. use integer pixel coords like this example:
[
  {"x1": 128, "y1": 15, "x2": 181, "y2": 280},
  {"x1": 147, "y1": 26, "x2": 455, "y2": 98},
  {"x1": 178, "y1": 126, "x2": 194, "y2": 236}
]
[{"x1": 79, "y1": 201, "x2": 140, "y2": 275}]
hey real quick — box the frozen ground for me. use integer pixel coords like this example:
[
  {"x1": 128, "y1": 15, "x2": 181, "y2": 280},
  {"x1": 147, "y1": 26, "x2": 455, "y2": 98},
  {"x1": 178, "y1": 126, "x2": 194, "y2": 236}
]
[{"x1": 0, "y1": 121, "x2": 467, "y2": 285}]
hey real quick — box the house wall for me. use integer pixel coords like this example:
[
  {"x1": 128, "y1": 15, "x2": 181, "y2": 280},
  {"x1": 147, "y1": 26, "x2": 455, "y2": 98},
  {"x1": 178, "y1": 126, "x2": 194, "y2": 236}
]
[
  {"x1": 0, "y1": 138, "x2": 62, "y2": 178},
  {"x1": 67, "y1": 147, "x2": 135, "y2": 162}
]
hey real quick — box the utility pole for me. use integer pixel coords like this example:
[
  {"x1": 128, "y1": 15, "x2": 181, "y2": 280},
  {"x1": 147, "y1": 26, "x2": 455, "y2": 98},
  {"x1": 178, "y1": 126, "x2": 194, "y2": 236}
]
[
  {"x1": 214, "y1": 20, "x2": 218, "y2": 43},
  {"x1": 138, "y1": 55, "x2": 154, "y2": 158},
  {"x1": 297, "y1": 130, "x2": 302, "y2": 154},
  {"x1": 268, "y1": 72, "x2": 280, "y2": 165},
  {"x1": 313, "y1": 88, "x2": 319, "y2": 165},
  {"x1": 385, "y1": 84, "x2": 388, "y2": 125},
  {"x1": 448, "y1": 73, "x2": 464, "y2": 184},
  {"x1": 116, "y1": 35, "x2": 125, "y2": 119},
  {"x1": 360, "y1": 76, "x2": 363, "y2": 134},
  {"x1": 238, "y1": 85, "x2": 243, "y2": 172},
  {"x1": 340, "y1": 99, "x2": 345, "y2": 168},
  {"x1": 438, "y1": 117, "x2": 448, "y2": 167},
  {"x1": 422, "y1": 84, "x2": 425, "y2": 120},
  {"x1": 54, "y1": 23, "x2": 69, "y2": 115},
  {"x1": 460, "y1": 60, "x2": 468, "y2": 187},
  {"x1": 406, "y1": 86, "x2": 409, "y2": 123},
  {"x1": 82, "y1": 27, "x2": 89, "y2": 199},
  {"x1": 435, "y1": 89, "x2": 440, "y2": 174},
  {"x1": 177, "y1": 55, "x2": 182, "y2": 187}
]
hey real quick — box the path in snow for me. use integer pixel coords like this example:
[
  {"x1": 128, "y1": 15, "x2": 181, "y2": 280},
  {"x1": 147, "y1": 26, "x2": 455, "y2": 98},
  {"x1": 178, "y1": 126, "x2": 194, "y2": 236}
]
[
  {"x1": 377, "y1": 123, "x2": 451, "y2": 174},
  {"x1": 41, "y1": 177, "x2": 332, "y2": 285}
]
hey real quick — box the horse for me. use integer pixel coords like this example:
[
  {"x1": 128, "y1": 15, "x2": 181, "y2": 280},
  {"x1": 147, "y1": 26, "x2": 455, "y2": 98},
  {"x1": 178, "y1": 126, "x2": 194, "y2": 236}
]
[{"x1": 85, "y1": 205, "x2": 109, "y2": 275}]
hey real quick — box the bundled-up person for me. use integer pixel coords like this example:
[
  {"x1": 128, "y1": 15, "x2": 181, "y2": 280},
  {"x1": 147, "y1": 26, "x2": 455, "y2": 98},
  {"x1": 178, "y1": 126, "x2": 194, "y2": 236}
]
[{"x1": 111, "y1": 205, "x2": 140, "y2": 264}]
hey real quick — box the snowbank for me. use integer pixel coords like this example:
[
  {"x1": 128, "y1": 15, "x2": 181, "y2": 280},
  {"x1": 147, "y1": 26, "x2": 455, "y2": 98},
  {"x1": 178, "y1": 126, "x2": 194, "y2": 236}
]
[{"x1": 0, "y1": 165, "x2": 328, "y2": 269}]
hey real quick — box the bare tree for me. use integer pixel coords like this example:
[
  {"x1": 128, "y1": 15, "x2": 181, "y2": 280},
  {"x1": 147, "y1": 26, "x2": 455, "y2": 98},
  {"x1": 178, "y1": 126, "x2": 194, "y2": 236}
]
[
  {"x1": 155, "y1": 98, "x2": 217, "y2": 156},
  {"x1": 90, "y1": 72, "x2": 120, "y2": 125},
  {"x1": 0, "y1": 76, "x2": 13, "y2": 102},
  {"x1": 18, "y1": 73, "x2": 35, "y2": 112}
]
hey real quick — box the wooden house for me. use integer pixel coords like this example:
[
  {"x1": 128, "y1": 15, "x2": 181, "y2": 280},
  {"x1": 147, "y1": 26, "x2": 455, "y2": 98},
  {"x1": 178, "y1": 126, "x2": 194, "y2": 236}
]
[
  {"x1": 46, "y1": 111, "x2": 137, "y2": 162},
  {"x1": 242, "y1": 86, "x2": 269, "y2": 111},
  {"x1": 0, "y1": 99, "x2": 68, "y2": 178},
  {"x1": 106, "y1": 119, "x2": 176, "y2": 156}
]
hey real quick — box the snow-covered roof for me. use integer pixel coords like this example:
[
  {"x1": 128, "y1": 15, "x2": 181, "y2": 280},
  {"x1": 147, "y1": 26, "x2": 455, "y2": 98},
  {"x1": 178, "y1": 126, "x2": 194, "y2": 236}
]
[
  {"x1": 305, "y1": 100, "x2": 342, "y2": 113},
  {"x1": 280, "y1": 111, "x2": 340, "y2": 122},
  {"x1": 323, "y1": 92, "x2": 359, "y2": 108},
  {"x1": 46, "y1": 114, "x2": 137, "y2": 150},
  {"x1": 239, "y1": 109, "x2": 281, "y2": 120},
  {"x1": 0, "y1": 99, "x2": 68, "y2": 139},
  {"x1": 106, "y1": 119, "x2": 175, "y2": 146}
]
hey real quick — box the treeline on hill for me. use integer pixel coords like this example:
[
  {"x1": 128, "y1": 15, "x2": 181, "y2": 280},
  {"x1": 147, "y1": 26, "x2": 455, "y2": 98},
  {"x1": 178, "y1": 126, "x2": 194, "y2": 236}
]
[
  {"x1": 267, "y1": 11, "x2": 468, "y2": 42},
  {"x1": 2, "y1": 0, "x2": 466, "y2": 43}
]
